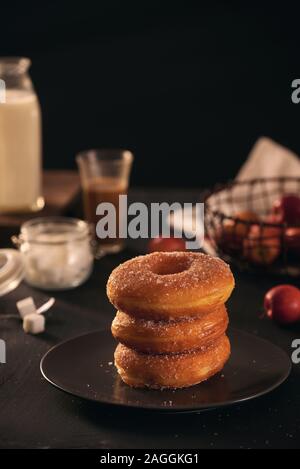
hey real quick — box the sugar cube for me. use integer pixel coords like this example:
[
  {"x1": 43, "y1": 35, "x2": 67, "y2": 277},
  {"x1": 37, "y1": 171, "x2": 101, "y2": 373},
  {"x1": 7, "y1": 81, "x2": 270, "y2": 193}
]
[
  {"x1": 17, "y1": 297, "x2": 37, "y2": 318},
  {"x1": 23, "y1": 313, "x2": 45, "y2": 335}
]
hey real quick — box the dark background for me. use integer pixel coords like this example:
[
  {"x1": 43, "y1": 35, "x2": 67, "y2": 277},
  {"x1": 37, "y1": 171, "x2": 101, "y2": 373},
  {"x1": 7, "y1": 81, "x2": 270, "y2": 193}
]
[{"x1": 1, "y1": 1, "x2": 299, "y2": 187}]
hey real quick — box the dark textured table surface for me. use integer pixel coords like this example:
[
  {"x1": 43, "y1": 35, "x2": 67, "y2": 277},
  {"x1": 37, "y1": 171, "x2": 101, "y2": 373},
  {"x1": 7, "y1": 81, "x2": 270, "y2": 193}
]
[{"x1": 0, "y1": 189, "x2": 299, "y2": 449}]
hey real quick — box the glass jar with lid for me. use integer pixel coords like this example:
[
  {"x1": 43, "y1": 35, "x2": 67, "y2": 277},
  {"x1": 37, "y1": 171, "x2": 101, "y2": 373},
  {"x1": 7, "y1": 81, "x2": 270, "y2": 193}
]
[{"x1": 12, "y1": 217, "x2": 94, "y2": 290}]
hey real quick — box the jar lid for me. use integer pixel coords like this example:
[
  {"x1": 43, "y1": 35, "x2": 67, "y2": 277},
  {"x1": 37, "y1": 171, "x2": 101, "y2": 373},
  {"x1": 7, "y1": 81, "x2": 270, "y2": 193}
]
[{"x1": 0, "y1": 249, "x2": 24, "y2": 296}]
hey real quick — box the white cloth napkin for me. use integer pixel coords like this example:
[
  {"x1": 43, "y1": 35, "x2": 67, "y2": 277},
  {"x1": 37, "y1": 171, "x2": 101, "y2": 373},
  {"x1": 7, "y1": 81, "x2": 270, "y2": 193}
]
[
  {"x1": 207, "y1": 137, "x2": 300, "y2": 215},
  {"x1": 237, "y1": 137, "x2": 300, "y2": 180}
]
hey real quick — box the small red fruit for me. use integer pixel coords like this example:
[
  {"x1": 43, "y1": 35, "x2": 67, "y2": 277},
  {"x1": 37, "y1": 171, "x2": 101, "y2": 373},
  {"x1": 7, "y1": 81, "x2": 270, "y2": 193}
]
[
  {"x1": 284, "y1": 227, "x2": 300, "y2": 256},
  {"x1": 264, "y1": 284, "x2": 300, "y2": 324},
  {"x1": 264, "y1": 284, "x2": 295, "y2": 314},
  {"x1": 148, "y1": 236, "x2": 186, "y2": 253},
  {"x1": 272, "y1": 194, "x2": 300, "y2": 225},
  {"x1": 264, "y1": 213, "x2": 282, "y2": 225},
  {"x1": 243, "y1": 225, "x2": 281, "y2": 265},
  {"x1": 218, "y1": 211, "x2": 259, "y2": 254}
]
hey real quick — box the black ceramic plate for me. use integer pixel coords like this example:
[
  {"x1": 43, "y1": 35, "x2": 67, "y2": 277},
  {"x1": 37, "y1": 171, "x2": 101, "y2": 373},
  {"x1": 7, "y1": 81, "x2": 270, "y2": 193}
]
[{"x1": 40, "y1": 328, "x2": 291, "y2": 413}]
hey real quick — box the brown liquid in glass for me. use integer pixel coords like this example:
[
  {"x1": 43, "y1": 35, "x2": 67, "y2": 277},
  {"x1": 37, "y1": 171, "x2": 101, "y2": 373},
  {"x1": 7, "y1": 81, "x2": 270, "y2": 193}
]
[{"x1": 83, "y1": 177, "x2": 127, "y2": 250}]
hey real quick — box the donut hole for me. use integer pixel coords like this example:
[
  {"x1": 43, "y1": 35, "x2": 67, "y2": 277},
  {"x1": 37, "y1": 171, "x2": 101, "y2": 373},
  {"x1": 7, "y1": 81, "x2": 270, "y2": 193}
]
[{"x1": 152, "y1": 257, "x2": 191, "y2": 275}]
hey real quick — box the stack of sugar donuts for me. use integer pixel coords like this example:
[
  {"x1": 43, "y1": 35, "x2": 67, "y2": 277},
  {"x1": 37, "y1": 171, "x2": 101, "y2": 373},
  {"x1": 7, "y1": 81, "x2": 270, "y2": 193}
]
[{"x1": 107, "y1": 251, "x2": 235, "y2": 389}]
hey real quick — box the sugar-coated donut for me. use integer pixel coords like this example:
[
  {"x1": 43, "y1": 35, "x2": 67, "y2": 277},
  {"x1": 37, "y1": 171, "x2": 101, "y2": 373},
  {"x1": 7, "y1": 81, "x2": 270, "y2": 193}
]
[
  {"x1": 107, "y1": 252, "x2": 234, "y2": 320},
  {"x1": 111, "y1": 305, "x2": 228, "y2": 354},
  {"x1": 114, "y1": 334, "x2": 230, "y2": 389}
]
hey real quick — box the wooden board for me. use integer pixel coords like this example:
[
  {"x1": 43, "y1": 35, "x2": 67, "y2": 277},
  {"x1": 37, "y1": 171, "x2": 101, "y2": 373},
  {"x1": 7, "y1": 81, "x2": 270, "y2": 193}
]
[{"x1": 0, "y1": 170, "x2": 81, "y2": 228}]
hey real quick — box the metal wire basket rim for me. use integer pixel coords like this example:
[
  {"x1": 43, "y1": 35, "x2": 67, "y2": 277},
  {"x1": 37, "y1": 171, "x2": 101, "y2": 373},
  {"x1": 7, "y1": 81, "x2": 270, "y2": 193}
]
[
  {"x1": 204, "y1": 176, "x2": 300, "y2": 228},
  {"x1": 205, "y1": 176, "x2": 300, "y2": 194},
  {"x1": 205, "y1": 209, "x2": 300, "y2": 228}
]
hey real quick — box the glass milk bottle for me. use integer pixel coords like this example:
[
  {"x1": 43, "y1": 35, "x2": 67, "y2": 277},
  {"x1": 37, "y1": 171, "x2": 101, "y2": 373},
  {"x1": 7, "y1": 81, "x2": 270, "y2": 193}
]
[{"x1": 0, "y1": 57, "x2": 44, "y2": 212}]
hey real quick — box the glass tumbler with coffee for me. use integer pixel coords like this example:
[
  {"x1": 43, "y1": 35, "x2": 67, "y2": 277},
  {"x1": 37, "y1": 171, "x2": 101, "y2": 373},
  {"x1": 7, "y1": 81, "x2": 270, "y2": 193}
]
[{"x1": 76, "y1": 149, "x2": 133, "y2": 256}]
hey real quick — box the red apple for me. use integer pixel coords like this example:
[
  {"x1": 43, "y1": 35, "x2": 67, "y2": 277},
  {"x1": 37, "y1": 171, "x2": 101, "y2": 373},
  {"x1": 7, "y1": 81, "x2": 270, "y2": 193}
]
[
  {"x1": 218, "y1": 211, "x2": 259, "y2": 253},
  {"x1": 284, "y1": 227, "x2": 300, "y2": 256},
  {"x1": 264, "y1": 284, "x2": 300, "y2": 324},
  {"x1": 148, "y1": 236, "x2": 186, "y2": 253},
  {"x1": 272, "y1": 194, "x2": 300, "y2": 225},
  {"x1": 243, "y1": 225, "x2": 281, "y2": 265},
  {"x1": 264, "y1": 284, "x2": 296, "y2": 314},
  {"x1": 264, "y1": 213, "x2": 282, "y2": 224}
]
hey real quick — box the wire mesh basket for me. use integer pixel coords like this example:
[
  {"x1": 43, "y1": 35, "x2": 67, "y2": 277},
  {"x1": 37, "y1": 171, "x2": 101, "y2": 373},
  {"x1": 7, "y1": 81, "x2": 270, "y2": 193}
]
[{"x1": 205, "y1": 177, "x2": 300, "y2": 276}]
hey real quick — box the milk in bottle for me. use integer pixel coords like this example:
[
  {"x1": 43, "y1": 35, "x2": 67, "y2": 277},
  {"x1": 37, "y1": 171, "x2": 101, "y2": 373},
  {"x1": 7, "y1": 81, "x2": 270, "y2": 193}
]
[{"x1": 0, "y1": 58, "x2": 43, "y2": 212}]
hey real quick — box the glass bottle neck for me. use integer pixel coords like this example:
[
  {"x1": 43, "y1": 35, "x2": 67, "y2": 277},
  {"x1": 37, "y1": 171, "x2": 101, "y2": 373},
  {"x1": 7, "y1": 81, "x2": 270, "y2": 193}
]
[{"x1": 0, "y1": 57, "x2": 33, "y2": 91}]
